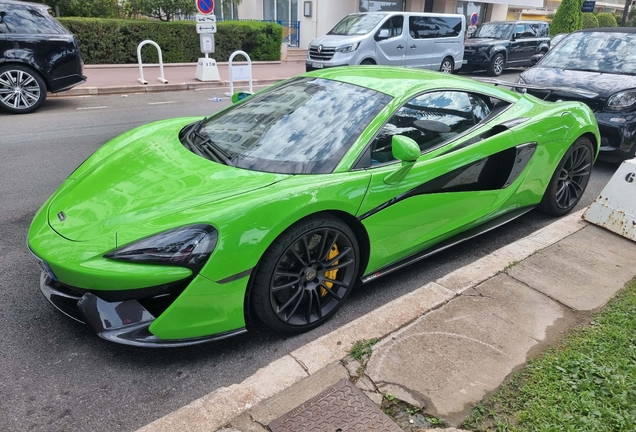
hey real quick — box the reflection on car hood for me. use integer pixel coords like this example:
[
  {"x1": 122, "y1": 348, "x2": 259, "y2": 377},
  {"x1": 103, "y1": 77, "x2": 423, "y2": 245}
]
[
  {"x1": 310, "y1": 34, "x2": 365, "y2": 47},
  {"x1": 465, "y1": 38, "x2": 503, "y2": 46},
  {"x1": 521, "y1": 67, "x2": 636, "y2": 100},
  {"x1": 48, "y1": 120, "x2": 289, "y2": 242}
]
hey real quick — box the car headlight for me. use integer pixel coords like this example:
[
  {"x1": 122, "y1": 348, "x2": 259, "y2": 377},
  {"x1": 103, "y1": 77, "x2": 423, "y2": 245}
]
[
  {"x1": 335, "y1": 42, "x2": 360, "y2": 54},
  {"x1": 606, "y1": 90, "x2": 636, "y2": 111},
  {"x1": 475, "y1": 46, "x2": 490, "y2": 53},
  {"x1": 104, "y1": 224, "x2": 218, "y2": 271}
]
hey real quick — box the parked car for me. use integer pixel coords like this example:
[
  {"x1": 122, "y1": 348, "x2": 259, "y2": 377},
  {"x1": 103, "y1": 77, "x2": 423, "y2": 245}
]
[
  {"x1": 0, "y1": 0, "x2": 85, "y2": 114},
  {"x1": 518, "y1": 28, "x2": 636, "y2": 162},
  {"x1": 28, "y1": 67, "x2": 599, "y2": 347},
  {"x1": 463, "y1": 20, "x2": 550, "y2": 76},
  {"x1": 306, "y1": 12, "x2": 465, "y2": 74}
]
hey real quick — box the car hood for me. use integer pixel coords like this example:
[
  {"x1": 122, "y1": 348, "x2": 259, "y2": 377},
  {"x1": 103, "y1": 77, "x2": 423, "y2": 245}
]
[
  {"x1": 48, "y1": 119, "x2": 289, "y2": 242},
  {"x1": 310, "y1": 34, "x2": 365, "y2": 48},
  {"x1": 520, "y1": 67, "x2": 636, "y2": 100},
  {"x1": 465, "y1": 38, "x2": 504, "y2": 47}
]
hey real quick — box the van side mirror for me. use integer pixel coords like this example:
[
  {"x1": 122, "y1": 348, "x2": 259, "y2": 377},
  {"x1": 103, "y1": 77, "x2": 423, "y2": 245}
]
[{"x1": 376, "y1": 29, "x2": 390, "y2": 40}]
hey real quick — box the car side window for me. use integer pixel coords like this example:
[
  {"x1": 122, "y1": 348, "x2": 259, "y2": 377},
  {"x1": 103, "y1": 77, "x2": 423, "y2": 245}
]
[
  {"x1": 378, "y1": 15, "x2": 404, "y2": 38},
  {"x1": 2, "y1": 5, "x2": 64, "y2": 34},
  {"x1": 370, "y1": 91, "x2": 492, "y2": 165},
  {"x1": 409, "y1": 16, "x2": 436, "y2": 39},
  {"x1": 434, "y1": 17, "x2": 462, "y2": 38},
  {"x1": 514, "y1": 24, "x2": 525, "y2": 39}
]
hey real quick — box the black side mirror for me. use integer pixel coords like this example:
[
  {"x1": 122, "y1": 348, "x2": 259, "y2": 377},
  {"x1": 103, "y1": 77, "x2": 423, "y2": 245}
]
[
  {"x1": 530, "y1": 54, "x2": 544, "y2": 66},
  {"x1": 0, "y1": 11, "x2": 6, "y2": 24}
]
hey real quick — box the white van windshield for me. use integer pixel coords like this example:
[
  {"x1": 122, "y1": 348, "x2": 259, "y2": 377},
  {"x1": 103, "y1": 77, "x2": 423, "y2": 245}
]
[{"x1": 328, "y1": 14, "x2": 385, "y2": 36}]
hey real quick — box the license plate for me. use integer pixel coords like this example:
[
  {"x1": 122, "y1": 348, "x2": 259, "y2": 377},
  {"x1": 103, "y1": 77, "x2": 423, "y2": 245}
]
[
  {"x1": 35, "y1": 256, "x2": 57, "y2": 281},
  {"x1": 311, "y1": 62, "x2": 324, "y2": 69}
]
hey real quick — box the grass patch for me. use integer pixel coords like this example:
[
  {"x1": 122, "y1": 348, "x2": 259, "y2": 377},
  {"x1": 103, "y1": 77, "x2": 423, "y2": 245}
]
[
  {"x1": 350, "y1": 338, "x2": 381, "y2": 361},
  {"x1": 463, "y1": 278, "x2": 636, "y2": 432}
]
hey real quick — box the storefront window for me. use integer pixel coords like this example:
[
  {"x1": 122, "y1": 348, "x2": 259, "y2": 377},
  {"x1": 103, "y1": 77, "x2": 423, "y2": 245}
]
[
  {"x1": 359, "y1": 1, "x2": 405, "y2": 12},
  {"x1": 215, "y1": 1, "x2": 238, "y2": 19},
  {"x1": 264, "y1": 0, "x2": 298, "y2": 21}
]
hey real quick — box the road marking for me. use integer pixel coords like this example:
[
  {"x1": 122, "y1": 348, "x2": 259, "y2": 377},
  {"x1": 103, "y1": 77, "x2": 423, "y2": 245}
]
[
  {"x1": 148, "y1": 101, "x2": 176, "y2": 105},
  {"x1": 76, "y1": 106, "x2": 108, "y2": 110}
]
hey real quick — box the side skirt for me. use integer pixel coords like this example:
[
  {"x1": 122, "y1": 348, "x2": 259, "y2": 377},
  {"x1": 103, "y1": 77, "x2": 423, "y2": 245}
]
[{"x1": 360, "y1": 206, "x2": 535, "y2": 284}]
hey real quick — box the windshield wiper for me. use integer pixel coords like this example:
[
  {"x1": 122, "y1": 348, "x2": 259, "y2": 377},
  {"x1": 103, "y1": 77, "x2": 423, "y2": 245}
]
[{"x1": 191, "y1": 129, "x2": 235, "y2": 167}]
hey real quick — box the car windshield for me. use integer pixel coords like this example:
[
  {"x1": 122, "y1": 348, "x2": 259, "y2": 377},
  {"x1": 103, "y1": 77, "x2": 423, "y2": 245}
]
[
  {"x1": 540, "y1": 32, "x2": 636, "y2": 75},
  {"x1": 193, "y1": 78, "x2": 392, "y2": 174},
  {"x1": 328, "y1": 14, "x2": 385, "y2": 36},
  {"x1": 471, "y1": 23, "x2": 513, "y2": 39}
]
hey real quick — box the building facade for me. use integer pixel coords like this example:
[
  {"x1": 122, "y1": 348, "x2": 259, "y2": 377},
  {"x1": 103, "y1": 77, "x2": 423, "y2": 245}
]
[{"x1": 237, "y1": 0, "x2": 545, "y2": 49}]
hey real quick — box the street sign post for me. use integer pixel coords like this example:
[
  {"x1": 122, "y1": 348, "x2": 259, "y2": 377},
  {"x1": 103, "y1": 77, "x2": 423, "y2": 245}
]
[
  {"x1": 196, "y1": 23, "x2": 217, "y2": 33},
  {"x1": 194, "y1": 2, "x2": 219, "y2": 81},
  {"x1": 196, "y1": 0, "x2": 214, "y2": 14},
  {"x1": 200, "y1": 34, "x2": 215, "y2": 53}
]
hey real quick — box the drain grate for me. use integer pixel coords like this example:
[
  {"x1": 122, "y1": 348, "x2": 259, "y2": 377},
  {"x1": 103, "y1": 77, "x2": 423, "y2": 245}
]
[{"x1": 268, "y1": 379, "x2": 402, "y2": 432}]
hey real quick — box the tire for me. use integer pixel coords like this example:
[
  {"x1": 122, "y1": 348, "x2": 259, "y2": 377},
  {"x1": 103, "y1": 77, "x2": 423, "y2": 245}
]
[
  {"x1": 360, "y1": 59, "x2": 375, "y2": 65},
  {"x1": 440, "y1": 57, "x2": 454, "y2": 74},
  {"x1": 0, "y1": 64, "x2": 47, "y2": 114},
  {"x1": 250, "y1": 214, "x2": 360, "y2": 334},
  {"x1": 538, "y1": 136, "x2": 594, "y2": 217},
  {"x1": 487, "y1": 53, "x2": 505, "y2": 77}
]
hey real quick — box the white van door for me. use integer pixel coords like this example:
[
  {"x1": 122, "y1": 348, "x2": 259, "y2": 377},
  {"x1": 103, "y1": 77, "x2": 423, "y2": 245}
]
[
  {"x1": 433, "y1": 16, "x2": 465, "y2": 72},
  {"x1": 405, "y1": 15, "x2": 437, "y2": 69},
  {"x1": 374, "y1": 14, "x2": 407, "y2": 66}
]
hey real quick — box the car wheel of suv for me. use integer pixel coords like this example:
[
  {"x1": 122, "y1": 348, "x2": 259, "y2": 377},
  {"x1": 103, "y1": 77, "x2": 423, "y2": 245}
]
[
  {"x1": 487, "y1": 53, "x2": 505, "y2": 77},
  {"x1": 440, "y1": 57, "x2": 454, "y2": 74},
  {"x1": 0, "y1": 65, "x2": 47, "y2": 114}
]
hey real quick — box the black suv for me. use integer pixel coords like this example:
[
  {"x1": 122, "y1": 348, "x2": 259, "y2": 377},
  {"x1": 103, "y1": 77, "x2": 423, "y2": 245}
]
[
  {"x1": 0, "y1": 0, "x2": 85, "y2": 113},
  {"x1": 463, "y1": 21, "x2": 550, "y2": 76}
]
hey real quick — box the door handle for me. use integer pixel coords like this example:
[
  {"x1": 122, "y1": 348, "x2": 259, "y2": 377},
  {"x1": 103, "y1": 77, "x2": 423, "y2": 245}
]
[
  {"x1": 410, "y1": 45, "x2": 417, "y2": 49},
  {"x1": 397, "y1": 45, "x2": 404, "y2": 50}
]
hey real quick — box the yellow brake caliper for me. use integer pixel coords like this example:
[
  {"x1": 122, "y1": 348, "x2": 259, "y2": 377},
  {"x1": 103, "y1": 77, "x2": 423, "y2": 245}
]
[{"x1": 320, "y1": 244, "x2": 339, "y2": 297}]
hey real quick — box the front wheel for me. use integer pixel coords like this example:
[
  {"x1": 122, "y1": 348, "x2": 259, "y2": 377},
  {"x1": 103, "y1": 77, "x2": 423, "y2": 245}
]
[
  {"x1": 0, "y1": 65, "x2": 47, "y2": 114},
  {"x1": 538, "y1": 136, "x2": 594, "y2": 216},
  {"x1": 487, "y1": 53, "x2": 505, "y2": 77},
  {"x1": 250, "y1": 215, "x2": 360, "y2": 333},
  {"x1": 440, "y1": 57, "x2": 454, "y2": 74}
]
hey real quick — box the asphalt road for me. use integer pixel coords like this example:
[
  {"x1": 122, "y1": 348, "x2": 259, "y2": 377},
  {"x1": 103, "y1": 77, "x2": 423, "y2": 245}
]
[{"x1": 0, "y1": 76, "x2": 619, "y2": 432}]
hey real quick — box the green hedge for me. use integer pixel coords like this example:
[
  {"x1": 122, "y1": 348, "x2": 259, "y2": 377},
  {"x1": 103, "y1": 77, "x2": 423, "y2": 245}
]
[
  {"x1": 550, "y1": 0, "x2": 584, "y2": 35},
  {"x1": 596, "y1": 12, "x2": 618, "y2": 27},
  {"x1": 58, "y1": 18, "x2": 282, "y2": 64},
  {"x1": 582, "y1": 12, "x2": 599, "y2": 29}
]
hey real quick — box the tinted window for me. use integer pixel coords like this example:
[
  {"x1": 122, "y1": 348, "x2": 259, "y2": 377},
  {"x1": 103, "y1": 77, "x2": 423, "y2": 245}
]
[
  {"x1": 2, "y1": 4, "x2": 66, "y2": 34},
  {"x1": 540, "y1": 31, "x2": 636, "y2": 75},
  {"x1": 409, "y1": 16, "x2": 436, "y2": 39},
  {"x1": 472, "y1": 23, "x2": 513, "y2": 39},
  {"x1": 194, "y1": 78, "x2": 392, "y2": 174},
  {"x1": 434, "y1": 17, "x2": 462, "y2": 37},
  {"x1": 370, "y1": 91, "x2": 491, "y2": 164},
  {"x1": 530, "y1": 23, "x2": 548, "y2": 38},
  {"x1": 378, "y1": 15, "x2": 404, "y2": 38}
]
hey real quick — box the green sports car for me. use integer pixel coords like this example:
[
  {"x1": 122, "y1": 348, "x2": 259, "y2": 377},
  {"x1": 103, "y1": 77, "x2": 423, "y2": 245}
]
[{"x1": 28, "y1": 67, "x2": 599, "y2": 347}]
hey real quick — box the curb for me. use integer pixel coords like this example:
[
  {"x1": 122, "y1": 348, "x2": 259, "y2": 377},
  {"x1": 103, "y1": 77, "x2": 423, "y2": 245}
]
[
  {"x1": 137, "y1": 209, "x2": 589, "y2": 432},
  {"x1": 49, "y1": 78, "x2": 286, "y2": 97},
  {"x1": 83, "y1": 61, "x2": 283, "y2": 69}
]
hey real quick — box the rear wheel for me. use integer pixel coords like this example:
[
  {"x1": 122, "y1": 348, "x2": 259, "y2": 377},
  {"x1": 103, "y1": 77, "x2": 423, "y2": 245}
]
[
  {"x1": 360, "y1": 59, "x2": 375, "y2": 65},
  {"x1": 487, "y1": 53, "x2": 505, "y2": 77},
  {"x1": 440, "y1": 57, "x2": 454, "y2": 74},
  {"x1": 250, "y1": 215, "x2": 360, "y2": 333},
  {"x1": 538, "y1": 136, "x2": 594, "y2": 216},
  {"x1": 0, "y1": 64, "x2": 47, "y2": 114}
]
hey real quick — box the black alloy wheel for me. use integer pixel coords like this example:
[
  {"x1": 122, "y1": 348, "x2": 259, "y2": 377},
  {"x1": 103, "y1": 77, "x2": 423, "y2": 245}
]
[
  {"x1": 250, "y1": 215, "x2": 360, "y2": 333},
  {"x1": 487, "y1": 53, "x2": 505, "y2": 77},
  {"x1": 0, "y1": 65, "x2": 47, "y2": 114},
  {"x1": 538, "y1": 136, "x2": 594, "y2": 216}
]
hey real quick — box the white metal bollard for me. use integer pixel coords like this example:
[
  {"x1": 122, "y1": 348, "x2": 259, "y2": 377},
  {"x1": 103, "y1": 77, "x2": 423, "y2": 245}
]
[
  {"x1": 137, "y1": 40, "x2": 168, "y2": 85},
  {"x1": 228, "y1": 50, "x2": 253, "y2": 96},
  {"x1": 584, "y1": 158, "x2": 636, "y2": 241}
]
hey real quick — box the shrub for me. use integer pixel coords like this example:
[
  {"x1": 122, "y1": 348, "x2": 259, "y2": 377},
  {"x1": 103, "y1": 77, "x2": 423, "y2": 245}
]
[
  {"x1": 58, "y1": 18, "x2": 282, "y2": 64},
  {"x1": 550, "y1": 0, "x2": 584, "y2": 35},
  {"x1": 596, "y1": 12, "x2": 618, "y2": 27},
  {"x1": 582, "y1": 12, "x2": 599, "y2": 28}
]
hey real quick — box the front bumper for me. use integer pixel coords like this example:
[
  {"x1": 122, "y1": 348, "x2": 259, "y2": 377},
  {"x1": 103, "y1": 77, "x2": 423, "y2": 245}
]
[{"x1": 39, "y1": 272, "x2": 246, "y2": 347}]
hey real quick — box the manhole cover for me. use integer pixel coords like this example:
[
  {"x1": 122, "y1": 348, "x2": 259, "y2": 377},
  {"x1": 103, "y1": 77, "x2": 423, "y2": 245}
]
[{"x1": 268, "y1": 379, "x2": 402, "y2": 432}]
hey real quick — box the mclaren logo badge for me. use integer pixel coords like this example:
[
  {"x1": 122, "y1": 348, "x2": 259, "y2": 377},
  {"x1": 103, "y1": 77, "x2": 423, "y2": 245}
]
[{"x1": 57, "y1": 211, "x2": 67, "y2": 222}]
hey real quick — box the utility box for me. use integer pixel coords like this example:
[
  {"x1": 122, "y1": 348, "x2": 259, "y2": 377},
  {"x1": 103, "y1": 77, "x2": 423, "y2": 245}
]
[{"x1": 584, "y1": 159, "x2": 636, "y2": 241}]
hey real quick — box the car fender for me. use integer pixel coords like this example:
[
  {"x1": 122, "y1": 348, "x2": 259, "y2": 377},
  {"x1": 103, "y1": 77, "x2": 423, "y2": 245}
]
[
  {"x1": 0, "y1": 57, "x2": 50, "y2": 88},
  {"x1": 537, "y1": 41, "x2": 549, "y2": 53},
  {"x1": 492, "y1": 46, "x2": 507, "y2": 60}
]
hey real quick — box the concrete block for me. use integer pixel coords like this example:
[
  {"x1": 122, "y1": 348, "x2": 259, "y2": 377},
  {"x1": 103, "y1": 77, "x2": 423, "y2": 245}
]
[{"x1": 229, "y1": 413, "x2": 268, "y2": 432}]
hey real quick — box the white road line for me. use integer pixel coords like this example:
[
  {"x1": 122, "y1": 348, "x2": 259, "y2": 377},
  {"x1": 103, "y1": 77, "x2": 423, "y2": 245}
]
[
  {"x1": 76, "y1": 106, "x2": 108, "y2": 110},
  {"x1": 147, "y1": 101, "x2": 176, "y2": 105}
]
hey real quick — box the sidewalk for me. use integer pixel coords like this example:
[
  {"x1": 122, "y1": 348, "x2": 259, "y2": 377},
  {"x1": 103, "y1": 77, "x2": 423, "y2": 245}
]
[
  {"x1": 54, "y1": 62, "x2": 306, "y2": 97},
  {"x1": 136, "y1": 210, "x2": 636, "y2": 432}
]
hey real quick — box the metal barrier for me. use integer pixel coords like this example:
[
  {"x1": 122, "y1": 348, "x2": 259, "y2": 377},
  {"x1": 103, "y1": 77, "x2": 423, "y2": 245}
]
[{"x1": 137, "y1": 40, "x2": 168, "y2": 85}]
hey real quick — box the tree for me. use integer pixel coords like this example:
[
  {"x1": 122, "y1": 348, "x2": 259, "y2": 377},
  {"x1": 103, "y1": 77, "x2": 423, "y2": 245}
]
[
  {"x1": 549, "y1": 0, "x2": 584, "y2": 36},
  {"x1": 29, "y1": 0, "x2": 121, "y2": 17},
  {"x1": 130, "y1": 0, "x2": 196, "y2": 22},
  {"x1": 582, "y1": 12, "x2": 599, "y2": 28},
  {"x1": 596, "y1": 12, "x2": 618, "y2": 27}
]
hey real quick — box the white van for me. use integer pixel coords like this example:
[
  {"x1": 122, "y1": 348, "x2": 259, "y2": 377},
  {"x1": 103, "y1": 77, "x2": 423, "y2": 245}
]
[{"x1": 306, "y1": 12, "x2": 466, "y2": 73}]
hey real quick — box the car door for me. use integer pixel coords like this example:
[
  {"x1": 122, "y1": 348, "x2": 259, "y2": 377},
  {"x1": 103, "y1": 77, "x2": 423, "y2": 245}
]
[
  {"x1": 405, "y1": 15, "x2": 436, "y2": 69},
  {"x1": 356, "y1": 90, "x2": 525, "y2": 274},
  {"x1": 508, "y1": 24, "x2": 532, "y2": 64},
  {"x1": 0, "y1": 7, "x2": 9, "y2": 58},
  {"x1": 374, "y1": 15, "x2": 407, "y2": 66}
]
